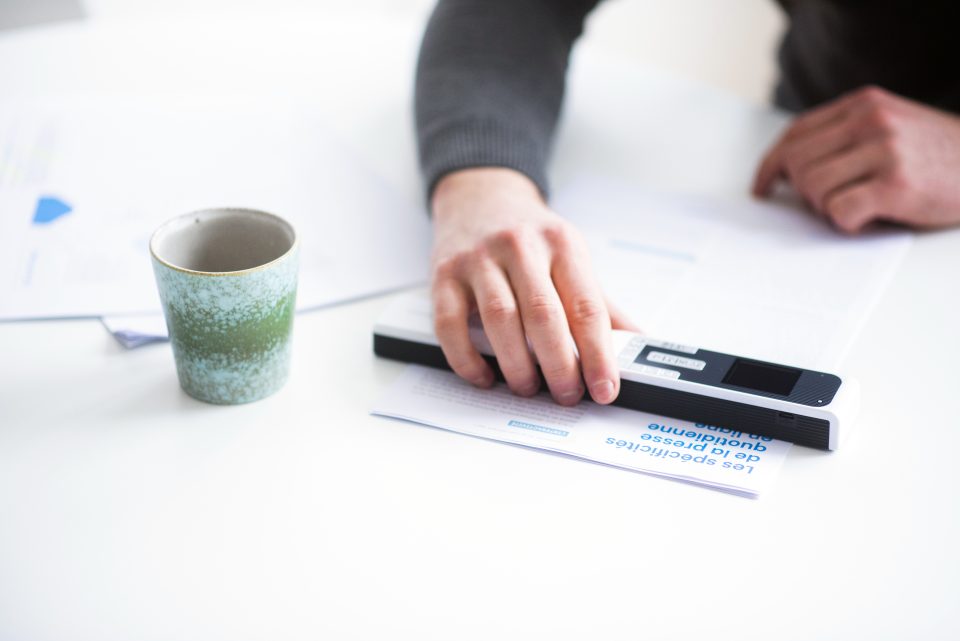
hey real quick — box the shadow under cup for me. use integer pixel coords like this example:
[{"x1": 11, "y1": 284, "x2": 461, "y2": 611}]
[{"x1": 150, "y1": 208, "x2": 299, "y2": 404}]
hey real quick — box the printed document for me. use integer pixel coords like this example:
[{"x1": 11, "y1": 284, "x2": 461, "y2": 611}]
[
  {"x1": 553, "y1": 178, "x2": 912, "y2": 371},
  {"x1": 0, "y1": 95, "x2": 431, "y2": 321},
  {"x1": 373, "y1": 365, "x2": 792, "y2": 497}
]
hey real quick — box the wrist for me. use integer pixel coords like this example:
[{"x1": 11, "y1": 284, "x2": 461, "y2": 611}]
[{"x1": 431, "y1": 167, "x2": 544, "y2": 222}]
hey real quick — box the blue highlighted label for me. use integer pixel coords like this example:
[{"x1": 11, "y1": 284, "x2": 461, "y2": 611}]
[
  {"x1": 33, "y1": 196, "x2": 72, "y2": 224},
  {"x1": 507, "y1": 419, "x2": 569, "y2": 437}
]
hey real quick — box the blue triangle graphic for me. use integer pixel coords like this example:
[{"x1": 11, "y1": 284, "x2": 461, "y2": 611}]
[{"x1": 33, "y1": 196, "x2": 73, "y2": 225}]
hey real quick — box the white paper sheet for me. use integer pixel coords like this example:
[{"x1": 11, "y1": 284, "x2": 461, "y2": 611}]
[
  {"x1": 99, "y1": 313, "x2": 170, "y2": 349},
  {"x1": 553, "y1": 178, "x2": 913, "y2": 371},
  {"x1": 373, "y1": 365, "x2": 792, "y2": 497},
  {"x1": 0, "y1": 95, "x2": 431, "y2": 322}
]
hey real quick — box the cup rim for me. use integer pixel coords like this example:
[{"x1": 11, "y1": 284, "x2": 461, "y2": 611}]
[{"x1": 150, "y1": 207, "x2": 299, "y2": 277}]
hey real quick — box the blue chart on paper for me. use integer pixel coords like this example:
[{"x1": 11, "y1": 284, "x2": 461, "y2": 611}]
[{"x1": 32, "y1": 196, "x2": 72, "y2": 224}]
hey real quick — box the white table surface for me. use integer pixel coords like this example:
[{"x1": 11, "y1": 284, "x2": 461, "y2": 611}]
[{"x1": 1, "y1": 10, "x2": 959, "y2": 641}]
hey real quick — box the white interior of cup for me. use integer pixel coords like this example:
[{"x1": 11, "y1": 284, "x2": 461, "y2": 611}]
[{"x1": 151, "y1": 208, "x2": 296, "y2": 273}]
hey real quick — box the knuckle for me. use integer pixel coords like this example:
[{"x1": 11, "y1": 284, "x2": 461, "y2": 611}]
[
  {"x1": 863, "y1": 104, "x2": 896, "y2": 133},
  {"x1": 463, "y1": 244, "x2": 492, "y2": 267},
  {"x1": 525, "y1": 294, "x2": 562, "y2": 327},
  {"x1": 857, "y1": 85, "x2": 887, "y2": 104},
  {"x1": 489, "y1": 226, "x2": 531, "y2": 254},
  {"x1": 542, "y1": 221, "x2": 576, "y2": 251},
  {"x1": 568, "y1": 297, "x2": 606, "y2": 327},
  {"x1": 435, "y1": 246, "x2": 491, "y2": 279},
  {"x1": 480, "y1": 296, "x2": 518, "y2": 325},
  {"x1": 433, "y1": 255, "x2": 459, "y2": 280}
]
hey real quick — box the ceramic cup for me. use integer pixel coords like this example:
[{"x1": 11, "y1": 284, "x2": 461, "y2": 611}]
[{"x1": 150, "y1": 208, "x2": 299, "y2": 404}]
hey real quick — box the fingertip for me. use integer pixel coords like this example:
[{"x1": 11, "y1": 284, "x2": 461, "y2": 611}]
[
  {"x1": 472, "y1": 370, "x2": 495, "y2": 388},
  {"x1": 556, "y1": 387, "x2": 585, "y2": 407},
  {"x1": 512, "y1": 379, "x2": 541, "y2": 397},
  {"x1": 589, "y1": 378, "x2": 618, "y2": 405},
  {"x1": 838, "y1": 220, "x2": 865, "y2": 236},
  {"x1": 753, "y1": 145, "x2": 786, "y2": 198},
  {"x1": 479, "y1": 363, "x2": 496, "y2": 385},
  {"x1": 752, "y1": 170, "x2": 774, "y2": 198}
]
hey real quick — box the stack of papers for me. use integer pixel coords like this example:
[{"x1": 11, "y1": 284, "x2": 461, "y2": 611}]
[
  {"x1": 373, "y1": 366, "x2": 791, "y2": 497},
  {"x1": 0, "y1": 95, "x2": 431, "y2": 336}
]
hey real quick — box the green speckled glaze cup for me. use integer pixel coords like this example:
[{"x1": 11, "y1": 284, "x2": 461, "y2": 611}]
[{"x1": 150, "y1": 208, "x2": 298, "y2": 404}]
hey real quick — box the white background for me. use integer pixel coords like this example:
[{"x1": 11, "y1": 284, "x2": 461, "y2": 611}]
[
  {"x1": 1, "y1": 3, "x2": 958, "y2": 641},
  {"x1": 58, "y1": 0, "x2": 786, "y2": 103}
]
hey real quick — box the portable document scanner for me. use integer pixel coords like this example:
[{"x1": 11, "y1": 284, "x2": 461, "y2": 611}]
[{"x1": 373, "y1": 293, "x2": 859, "y2": 450}]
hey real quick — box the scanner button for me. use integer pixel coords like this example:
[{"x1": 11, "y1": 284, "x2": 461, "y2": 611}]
[
  {"x1": 637, "y1": 365, "x2": 682, "y2": 380},
  {"x1": 647, "y1": 350, "x2": 706, "y2": 371},
  {"x1": 645, "y1": 339, "x2": 698, "y2": 354}
]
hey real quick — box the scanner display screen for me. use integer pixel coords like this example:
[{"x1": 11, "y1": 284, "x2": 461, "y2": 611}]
[{"x1": 722, "y1": 359, "x2": 801, "y2": 396}]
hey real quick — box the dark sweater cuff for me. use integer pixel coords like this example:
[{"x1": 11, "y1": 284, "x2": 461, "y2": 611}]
[{"x1": 419, "y1": 119, "x2": 551, "y2": 202}]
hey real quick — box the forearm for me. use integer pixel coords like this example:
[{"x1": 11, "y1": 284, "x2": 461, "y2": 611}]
[{"x1": 415, "y1": 0, "x2": 601, "y2": 200}]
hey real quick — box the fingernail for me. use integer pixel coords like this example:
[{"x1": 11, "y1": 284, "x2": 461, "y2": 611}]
[
  {"x1": 557, "y1": 389, "x2": 583, "y2": 406},
  {"x1": 591, "y1": 379, "x2": 616, "y2": 404},
  {"x1": 516, "y1": 382, "x2": 540, "y2": 397},
  {"x1": 473, "y1": 374, "x2": 494, "y2": 388}
]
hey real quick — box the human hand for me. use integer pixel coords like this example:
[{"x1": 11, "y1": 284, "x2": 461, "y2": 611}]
[
  {"x1": 753, "y1": 86, "x2": 960, "y2": 232},
  {"x1": 430, "y1": 167, "x2": 637, "y2": 406}
]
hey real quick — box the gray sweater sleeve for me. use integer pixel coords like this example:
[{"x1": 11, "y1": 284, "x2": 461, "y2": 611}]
[{"x1": 415, "y1": 0, "x2": 602, "y2": 200}]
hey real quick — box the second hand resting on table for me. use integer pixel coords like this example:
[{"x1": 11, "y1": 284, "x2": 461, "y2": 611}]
[{"x1": 754, "y1": 86, "x2": 960, "y2": 232}]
